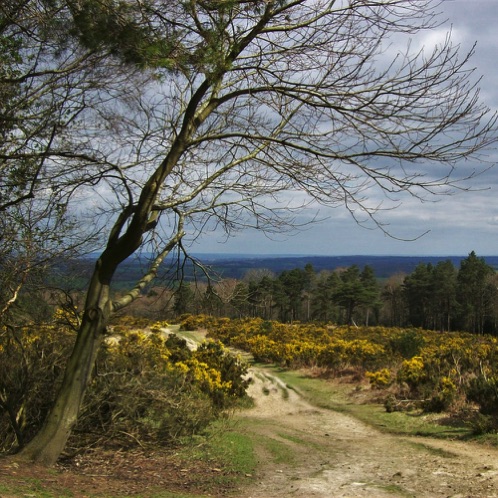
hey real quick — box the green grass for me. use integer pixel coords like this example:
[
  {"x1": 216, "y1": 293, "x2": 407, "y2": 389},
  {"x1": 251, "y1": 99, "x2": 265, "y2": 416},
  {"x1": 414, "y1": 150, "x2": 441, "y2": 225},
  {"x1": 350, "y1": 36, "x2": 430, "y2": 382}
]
[
  {"x1": 178, "y1": 419, "x2": 257, "y2": 478},
  {"x1": 206, "y1": 429, "x2": 257, "y2": 476},
  {"x1": 227, "y1": 417, "x2": 301, "y2": 467},
  {"x1": 351, "y1": 405, "x2": 469, "y2": 438},
  {"x1": 255, "y1": 364, "x2": 474, "y2": 440},
  {"x1": 0, "y1": 479, "x2": 73, "y2": 498},
  {"x1": 276, "y1": 432, "x2": 309, "y2": 446},
  {"x1": 256, "y1": 434, "x2": 296, "y2": 465}
]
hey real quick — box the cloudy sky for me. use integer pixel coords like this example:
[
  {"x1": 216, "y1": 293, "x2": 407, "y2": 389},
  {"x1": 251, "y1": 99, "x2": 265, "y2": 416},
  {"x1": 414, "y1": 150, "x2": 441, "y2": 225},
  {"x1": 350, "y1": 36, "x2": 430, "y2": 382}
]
[{"x1": 195, "y1": 0, "x2": 498, "y2": 257}]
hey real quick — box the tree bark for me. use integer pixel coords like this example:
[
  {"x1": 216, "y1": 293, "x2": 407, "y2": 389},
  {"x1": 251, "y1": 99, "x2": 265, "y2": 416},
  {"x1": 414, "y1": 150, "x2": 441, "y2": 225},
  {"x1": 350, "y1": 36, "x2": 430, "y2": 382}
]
[{"x1": 18, "y1": 266, "x2": 111, "y2": 465}]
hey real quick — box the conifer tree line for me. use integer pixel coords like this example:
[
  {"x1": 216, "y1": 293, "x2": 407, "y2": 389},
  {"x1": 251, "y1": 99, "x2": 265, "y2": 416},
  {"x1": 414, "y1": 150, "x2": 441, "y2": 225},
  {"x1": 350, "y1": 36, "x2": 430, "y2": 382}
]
[{"x1": 173, "y1": 251, "x2": 498, "y2": 335}]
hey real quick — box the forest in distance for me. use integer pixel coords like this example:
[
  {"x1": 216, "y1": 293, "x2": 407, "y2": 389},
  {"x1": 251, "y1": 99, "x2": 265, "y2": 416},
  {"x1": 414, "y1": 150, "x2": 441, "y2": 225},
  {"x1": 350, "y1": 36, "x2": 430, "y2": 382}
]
[{"x1": 81, "y1": 251, "x2": 498, "y2": 337}]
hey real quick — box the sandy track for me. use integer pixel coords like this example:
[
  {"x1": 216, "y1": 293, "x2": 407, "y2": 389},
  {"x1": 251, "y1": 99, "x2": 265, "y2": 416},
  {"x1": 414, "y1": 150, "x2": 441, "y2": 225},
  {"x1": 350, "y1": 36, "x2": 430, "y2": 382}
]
[{"x1": 236, "y1": 367, "x2": 498, "y2": 498}]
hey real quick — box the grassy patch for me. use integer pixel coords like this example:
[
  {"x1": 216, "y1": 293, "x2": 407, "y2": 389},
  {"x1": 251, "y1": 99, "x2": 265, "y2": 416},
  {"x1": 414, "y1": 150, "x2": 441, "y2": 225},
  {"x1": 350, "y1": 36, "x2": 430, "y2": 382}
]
[
  {"x1": 179, "y1": 420, "x2": 257, "y2": 478},
  {"x1": 253, "y1": 434, "x2": 296, "y2": 466},
  {"x1": 258, "y1": 365, "x2": 350, "y2": 410},
  {"x1": 276, "y1": 431, "x2": 324, "y2": 452},
  {"x1": 469, "y1": 433, "x2": 498, "y2": 447},
  {"x1": 230, "y1": 417, "x2": 300, "y2": 467},
  {"x1": 277, "y1": 433, "x2": 308, "y2": 446},
  {"x1": 346, "y1": 403, "x2": 470, "y2": 439},
  {"x1": 0, "y1": 479, "x2": 73, "y2": 498}
]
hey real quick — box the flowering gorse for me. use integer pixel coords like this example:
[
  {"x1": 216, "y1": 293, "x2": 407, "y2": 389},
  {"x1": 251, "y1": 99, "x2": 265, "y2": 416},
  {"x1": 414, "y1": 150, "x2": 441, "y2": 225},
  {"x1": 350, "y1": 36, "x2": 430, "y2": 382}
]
[{"x1": 181, "y1": 315, "x2": 498, "y2": 419}]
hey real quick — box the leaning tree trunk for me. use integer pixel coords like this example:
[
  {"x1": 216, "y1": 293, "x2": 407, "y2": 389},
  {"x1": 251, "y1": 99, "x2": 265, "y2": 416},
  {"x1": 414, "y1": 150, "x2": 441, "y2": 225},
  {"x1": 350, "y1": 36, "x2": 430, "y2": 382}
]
[
  {"x1": 18, "y1": 268, "x2": 112, "y2": 465},
  {"x1": 17, "y1": 69, "x2": 194, "y2": 465},
  {"x1": 17, "y1": 217, "x2": 183, "y2": 464}
]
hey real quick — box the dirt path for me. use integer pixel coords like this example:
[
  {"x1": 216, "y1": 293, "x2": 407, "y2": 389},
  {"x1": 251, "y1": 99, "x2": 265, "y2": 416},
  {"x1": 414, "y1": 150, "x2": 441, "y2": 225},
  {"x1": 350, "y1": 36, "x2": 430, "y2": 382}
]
[{"x1": 236, "y1": 366, "x2": 498, "y2": 498}]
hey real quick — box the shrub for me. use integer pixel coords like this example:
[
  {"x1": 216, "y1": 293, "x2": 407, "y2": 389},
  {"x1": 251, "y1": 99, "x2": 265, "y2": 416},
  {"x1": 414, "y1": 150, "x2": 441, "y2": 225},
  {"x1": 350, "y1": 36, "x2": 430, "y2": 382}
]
[
  {"x1": 422, "y1": 376, "x2": 457, "y2": 413},
  {"x1": 0, "y1": 324, "x2": 75, "y2": 452},
  {"x1": 185, "y1": 314, "x2": 498, "y2": 419},
  {"x1": 72, "y1": 331, "x2": 250, "y2": 450},
  {"x1": 397, "y1": 356, "x2": 426, "y2": 389},
  {"x1": 1, "y1": 316, "x2": 250, "y2": 454},
  {"x1": 341, "y1": 339, "x2": 386, "y2": 370},
  {"x1": 193, "y1": 340, "x2": 250, "y2": 404},
  {"x1": 389, "y1": 329, "x2": 425, "y2": 359},
  {"x1": 466, "y1": 376, "x2": 498, "y2": 416},
  {"x1": 468, "y1": 413, "x2": 498, "y2": 435},
  {"x1": 179, "y1": 314, "x2": 221, "y2": 332},
  {"x1": 366, "y1": 368, "x2": 392, "y2": 389}
]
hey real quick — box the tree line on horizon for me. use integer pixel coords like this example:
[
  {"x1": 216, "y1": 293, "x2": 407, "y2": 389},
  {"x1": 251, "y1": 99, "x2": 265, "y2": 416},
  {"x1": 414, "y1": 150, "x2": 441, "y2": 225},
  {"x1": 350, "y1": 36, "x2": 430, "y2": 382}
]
[{"x1": 169, "y1": 251, "x2": 498, "y2": 335}]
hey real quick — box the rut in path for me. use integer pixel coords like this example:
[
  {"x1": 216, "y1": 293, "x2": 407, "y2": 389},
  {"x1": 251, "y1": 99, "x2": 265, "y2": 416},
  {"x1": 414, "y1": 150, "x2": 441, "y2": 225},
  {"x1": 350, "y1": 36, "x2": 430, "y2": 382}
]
[{"x1": 235, "y1": 366, "x2": 498, "y2": 498}]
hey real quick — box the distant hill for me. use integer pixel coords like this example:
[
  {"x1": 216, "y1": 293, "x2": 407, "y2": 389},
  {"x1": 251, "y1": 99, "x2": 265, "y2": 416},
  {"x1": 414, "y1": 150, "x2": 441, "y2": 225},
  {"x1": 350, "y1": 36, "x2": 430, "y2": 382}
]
[
  {"x1": 67, "y1": 254, "x2": 498, "y2": 289},
  {"x1": 189, "y1": 254, "x2": 498, "y2": 280}
]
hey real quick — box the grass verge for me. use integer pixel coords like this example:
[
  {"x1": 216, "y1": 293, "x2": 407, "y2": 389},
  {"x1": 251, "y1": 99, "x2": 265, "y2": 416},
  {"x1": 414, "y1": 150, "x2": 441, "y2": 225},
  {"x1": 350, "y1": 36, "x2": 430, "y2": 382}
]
[
  {"x1": 177, "y1": 418, "x2": 258, "y2": 484},
  {"x1": 254, "y1": 364, "x2": 480, "y2": 441}
]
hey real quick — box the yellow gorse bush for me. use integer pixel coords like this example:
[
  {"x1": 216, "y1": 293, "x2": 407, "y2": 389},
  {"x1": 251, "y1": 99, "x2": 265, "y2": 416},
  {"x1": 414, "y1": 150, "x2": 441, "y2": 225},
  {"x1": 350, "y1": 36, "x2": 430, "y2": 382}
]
[
  {"x1": 79, "y1": 316, "x2": 250, "y2": 447},
  {"x1": 366, "y1": 368, "x2": 392, "y2": 389},
  {"x1": 197, "y1": 316, "x2": 390, "y2": 371},
  {"x1": 187, "y1": 315, "x2": 498, "y2": 416},
  {"x1": 174, "y1": 358, "x2": 233, "y2": 395},
  {"x1": 52, "y1": 306, "x2": 81, "y2": 329},
  {"x1": 397, "y1": 356, "x2": 425, "y2": 386}
]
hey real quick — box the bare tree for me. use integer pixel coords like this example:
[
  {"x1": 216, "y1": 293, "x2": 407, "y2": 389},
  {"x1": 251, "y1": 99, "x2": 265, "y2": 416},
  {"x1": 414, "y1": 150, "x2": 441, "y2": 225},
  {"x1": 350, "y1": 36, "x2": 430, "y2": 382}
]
[{"x1": 7, "y1": 0, "x2": 497, "y2": 464}]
